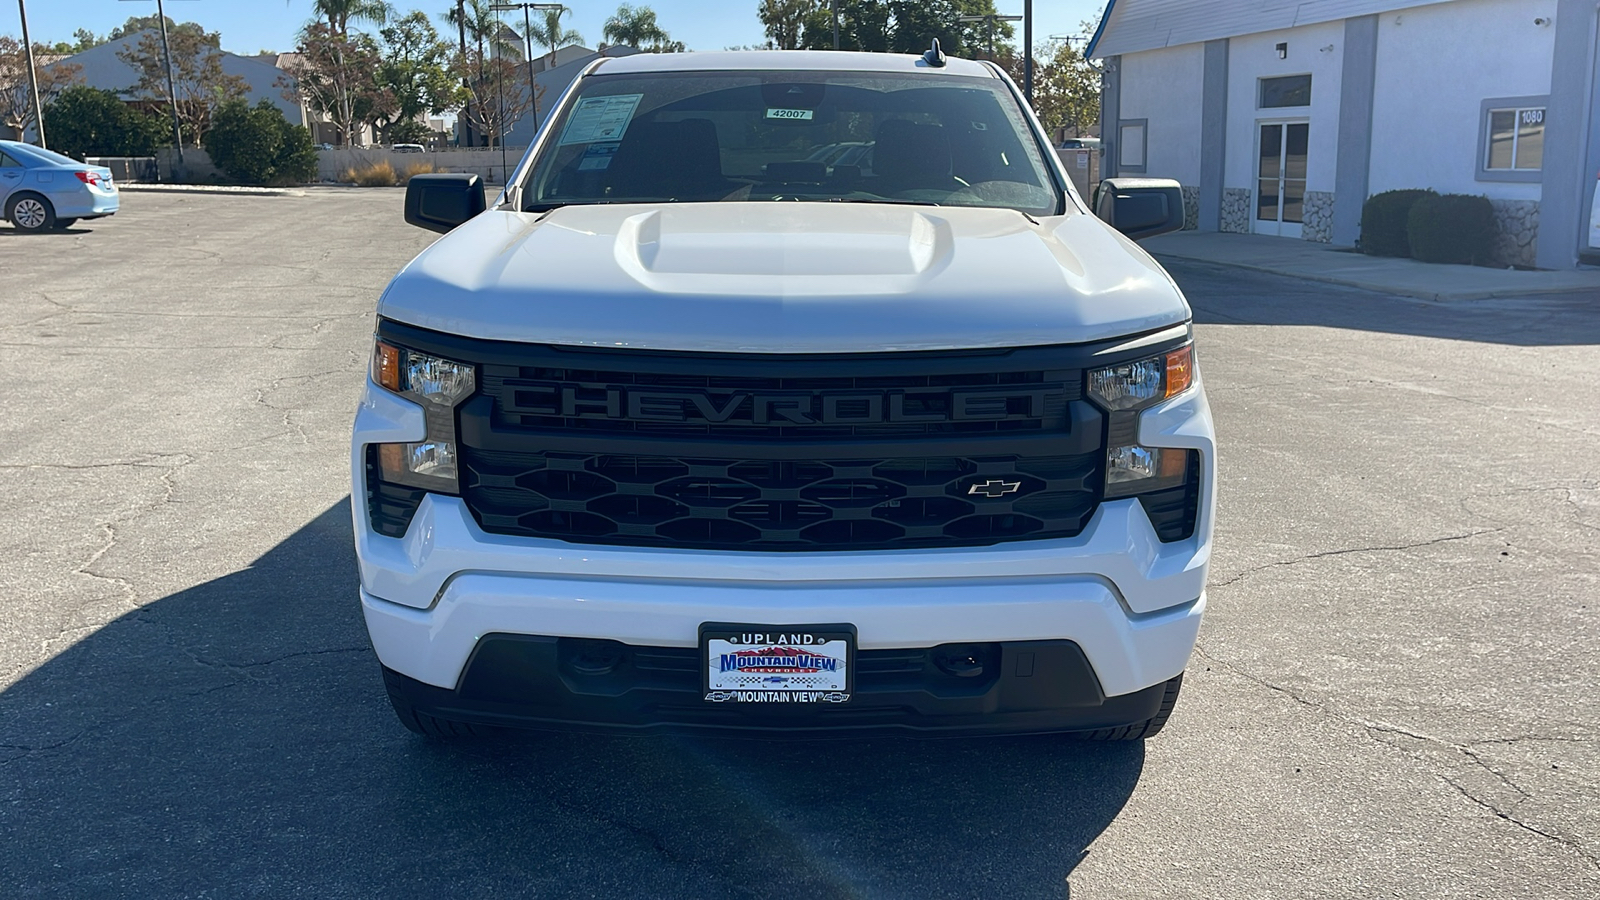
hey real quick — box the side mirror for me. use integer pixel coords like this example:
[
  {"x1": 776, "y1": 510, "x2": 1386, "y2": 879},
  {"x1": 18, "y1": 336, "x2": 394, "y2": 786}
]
[
  {"x1": 1094, "y1": 177, "x2": 1184, "y2": 241},
  {"x1": 405, "y1": 173, "x2": 486, "y2": 234}
]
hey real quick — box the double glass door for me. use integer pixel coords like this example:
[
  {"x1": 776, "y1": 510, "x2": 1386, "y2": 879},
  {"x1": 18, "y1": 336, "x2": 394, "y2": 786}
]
[{"x1": 1255, "y1": 121, "x2": 1308, "y2": 237}]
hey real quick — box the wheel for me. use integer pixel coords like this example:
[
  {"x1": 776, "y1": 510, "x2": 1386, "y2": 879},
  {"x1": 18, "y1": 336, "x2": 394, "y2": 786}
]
[
  {"x1": 52, "y1": 218, "x2": 78, "y2": 230},
  {"x1": 381, "y1": 665, "x2": 497, "y2": 738},
  {"x1": 7, "y1": 193, "x2": 55, "y2": 232},
  {"x1": 1078, "y1": 673, "x2": 1184, "y2": 741}
]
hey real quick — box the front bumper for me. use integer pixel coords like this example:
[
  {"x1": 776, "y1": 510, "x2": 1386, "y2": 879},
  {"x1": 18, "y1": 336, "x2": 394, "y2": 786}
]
[
  {"x1": 380, "y1": 637, "x2": 1180, "y2": 736},
  {"x1": 353, "y1": 368, "x2": 1215, "y2": 725}
]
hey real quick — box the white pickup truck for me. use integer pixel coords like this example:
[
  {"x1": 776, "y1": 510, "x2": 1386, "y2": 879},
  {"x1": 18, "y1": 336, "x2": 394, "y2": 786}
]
[{"x1": 353, "y1": 47, "x2": 1214, "y2": 740}]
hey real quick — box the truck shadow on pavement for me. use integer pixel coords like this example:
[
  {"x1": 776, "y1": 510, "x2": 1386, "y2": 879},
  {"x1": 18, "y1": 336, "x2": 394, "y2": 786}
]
[
  {"x1": 1169, "y1": 258, "x2": 1600, "y2": 347},
  {"x1": 0, "y1": 500, "x2": 1141, "y2": 898}
]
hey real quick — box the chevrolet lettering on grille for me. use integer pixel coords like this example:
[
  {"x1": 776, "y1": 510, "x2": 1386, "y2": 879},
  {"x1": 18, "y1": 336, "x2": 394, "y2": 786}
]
[{"x1": 500, "y1": 382, "x2": 1069, "y2": 426}]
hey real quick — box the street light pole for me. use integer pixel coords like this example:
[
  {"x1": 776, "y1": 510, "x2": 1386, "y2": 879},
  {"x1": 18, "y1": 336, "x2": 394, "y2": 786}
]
[
  {"x1": 118, "y1": 0, "x2": 187, "y2": 164},
  {"x1": 490, "y1": 4, "x2": 565, "y2": 133},
  {"x1": 832, "y1": 0, "x2": 839, "y2": 50},
  {"x1": 155, "y1": 0, "x2": 184, "y2": 163},
  {"x1": 16, "y1": 0, "x2": 45, "y2": 147}
]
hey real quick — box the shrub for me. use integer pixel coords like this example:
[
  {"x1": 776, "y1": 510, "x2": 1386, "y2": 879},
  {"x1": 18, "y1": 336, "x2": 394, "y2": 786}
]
[
  {"x1": 203, "y1": 100, "x2": 319, "y2": 185},
  {"x1": 1360, "y1": 189, "x2": 1436, "y2": 257},
  {"x1": 343, "y1": 160, "x2": 398, "y2": 186},
  {"x1": 400, "y1": 161, "x2": 441, "y2": 183},
  {"x1": 43, "y1": 86, "x2": 167, "y2": 160},
  {"x1": 1407, "y1": 193, "x2": 1496, "y2": 265}
]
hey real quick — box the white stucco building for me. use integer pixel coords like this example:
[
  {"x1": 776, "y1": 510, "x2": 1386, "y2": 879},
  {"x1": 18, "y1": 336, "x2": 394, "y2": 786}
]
[{"x1": 1089, "y1": 0, "x2": 1598, "y2": 269}]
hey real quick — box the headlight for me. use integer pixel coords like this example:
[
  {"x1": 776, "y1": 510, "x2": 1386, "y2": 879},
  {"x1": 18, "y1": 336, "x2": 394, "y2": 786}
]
[
  {"x1": 369, "y1": 339, "x2": 476, "y2": 492},
  {"x1": 1088, "y1": 344, "x2": 1193, "y2": 410},
  {"x1": 1088, "y1": 343, "x2": 1201, "y2": 538}
]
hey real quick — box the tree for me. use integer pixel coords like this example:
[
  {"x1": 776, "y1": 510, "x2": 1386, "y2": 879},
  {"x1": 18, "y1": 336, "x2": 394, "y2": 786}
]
[
  {"x1": 43, "y1": 85, "x2": 167, "y2": 158},
  {"x1": 108, "y1": 15, "x2": 206, "y2": 42},
  {"x1": 796, "y1": 1, "x2": 1011, "y2": 57},
  {"x1": 204, "y1": 99, "x2": 319, "y2": 184},
  {"x1": 308, "y1": 0, "x2": 393, "y2": 37},
  {"x1": 281, "y1": 23, "x2": 396, "y2": 147},
  {"x1": 0, "y1": 37, "x2": 82, "y2": 141},
  {"x1": 603, "y1": 4, "x2": 683, "y2": 52},
  {"x1": 758, "y1": 0, "x2": 819, "y2": 50},
  {"x1": 48, "y1": 29, "x2": 106, "y2": 55},
  {"x1": 524, "y1": 5, "x2": 583, "y2": 67},
  {"x1": 116, "y1": 24, "x2": 248, "y2": 145},
  {"x1": 452, "y1": 48, "x2": 535, "y2": 149},
  {"x1": 376, "y1": 11, "x2": 460, "y2": 142},
  {"x1": 999, "y1": 39, "x2": 1099, "y2": 135}
]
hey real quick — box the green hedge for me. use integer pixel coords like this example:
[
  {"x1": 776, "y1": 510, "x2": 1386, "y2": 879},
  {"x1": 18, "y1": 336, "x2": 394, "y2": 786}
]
[
  {"x1": 1359, "y1": 189, "x2": 1436, "y2": 257},
  {"x1": 203, "y1": 100, "x2": 319, "y2": 185},
  {"x1": 1407, "y1": 193, "x2": 1495, "y2": 265},
  {"x1": 43, "y1": 86, "x2": 167, "y2": 160}
]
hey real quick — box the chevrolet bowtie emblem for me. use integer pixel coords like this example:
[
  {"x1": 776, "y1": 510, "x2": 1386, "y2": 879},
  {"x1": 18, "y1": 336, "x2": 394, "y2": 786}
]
[{"x1": 967, "y1": 479, "x2": 1022, "y2": 498}]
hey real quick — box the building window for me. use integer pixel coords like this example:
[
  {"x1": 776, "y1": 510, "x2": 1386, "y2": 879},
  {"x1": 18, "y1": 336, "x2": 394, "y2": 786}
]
[
  {"x1": 1259, "y1": 75, "x2": 1312, "y2": 109},
  {"x1": 1478, "y1": 95, "x2": 1548, "y2": 183},
  {"x1": 1486, "y1": 107, "x2": 1544, "y2": 170},
  {"x1": 1118, "y1": 119, "x2": 1147, "y2": 173}
]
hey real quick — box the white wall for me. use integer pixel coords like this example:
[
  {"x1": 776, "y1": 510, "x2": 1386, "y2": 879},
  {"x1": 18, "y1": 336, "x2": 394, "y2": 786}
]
[
  {"x1": 1223, "y1": 20, "x2": 1347, "y2": 193},
  {"x1": 1368, "y1": 0, "x2": 1557, "y2": 199},
  {"x1": 1117, "y1": 43, "x2": 1206, "y2": 184}
]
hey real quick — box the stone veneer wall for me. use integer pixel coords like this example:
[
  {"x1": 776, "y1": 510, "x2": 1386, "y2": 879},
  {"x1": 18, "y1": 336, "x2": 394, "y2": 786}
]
[
  {"x1": 1181, "y1": 185, "x2": 1200, "y2": 230},
  {"x1": 1220, "y1": 188, "x2": 1251, "y2": 233},
  {"x1": 1301, "y1": 191, "x2": 1335, "y2": 243},
  {"x1": 1487, "y1": 200, "x2": 1539, "y2": 268}
]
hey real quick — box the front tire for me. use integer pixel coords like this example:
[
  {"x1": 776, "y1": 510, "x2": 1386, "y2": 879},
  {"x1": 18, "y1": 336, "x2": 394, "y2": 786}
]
[
  {"x1": 1078, "y1": 673, "x2": 1184, "y2": 741},
  {"x1": 7, "y1": 194, "x2": 56, "y2": 232},
  {"x1": 52, "y1": 217, "x2": 78, "y2": 230}
]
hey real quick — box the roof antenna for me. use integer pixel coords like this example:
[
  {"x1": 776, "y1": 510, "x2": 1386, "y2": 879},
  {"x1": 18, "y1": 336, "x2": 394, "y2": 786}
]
[{"x1": 923, "y1": 38, "x2": 947, "y2": 68}]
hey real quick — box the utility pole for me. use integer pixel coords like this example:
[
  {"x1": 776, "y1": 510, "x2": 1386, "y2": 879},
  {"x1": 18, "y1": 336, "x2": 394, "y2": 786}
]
[
  {"x1": 16, "y1": 0, "x2": 44, "y2": 147},
  {"x1": 832, "y1": 0, "x2": 839, "y2": 50}
]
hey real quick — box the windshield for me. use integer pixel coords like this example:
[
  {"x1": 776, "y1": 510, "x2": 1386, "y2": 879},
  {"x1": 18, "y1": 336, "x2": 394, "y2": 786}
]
[{"x1": 522, "y1": 69, "x2": 1062, "y2": 216}]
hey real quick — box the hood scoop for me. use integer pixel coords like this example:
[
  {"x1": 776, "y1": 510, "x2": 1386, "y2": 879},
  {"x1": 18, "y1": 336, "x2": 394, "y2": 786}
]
[{"x1": 612, "y1": 205, "x2": 953, "y2": 294}]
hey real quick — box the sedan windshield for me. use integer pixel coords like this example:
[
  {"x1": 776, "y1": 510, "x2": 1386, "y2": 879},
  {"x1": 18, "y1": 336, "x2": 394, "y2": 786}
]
[{"x1": 521, "y1": 69, "x2": 1062, "y2": 216}]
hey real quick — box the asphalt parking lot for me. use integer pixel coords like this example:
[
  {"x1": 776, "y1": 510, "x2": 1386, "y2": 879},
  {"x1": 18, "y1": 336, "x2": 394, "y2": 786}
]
[{"x1": 1, "y1": 190, "x2": 1596, "y2": 898}]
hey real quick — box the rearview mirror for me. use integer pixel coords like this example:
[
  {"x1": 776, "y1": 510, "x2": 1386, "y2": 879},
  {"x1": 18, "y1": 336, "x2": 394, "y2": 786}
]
[
  {"x1": 1093, "y1": 177, "x2": 1184, "y2": 241},
  {"x1": 405, "y1": 173, "x2": 486, "y2": 233}
]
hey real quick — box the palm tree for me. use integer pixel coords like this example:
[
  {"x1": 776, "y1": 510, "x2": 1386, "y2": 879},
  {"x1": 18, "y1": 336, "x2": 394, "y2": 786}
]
[
  {"x1": 525, "y1": 6, "x2": 583, "y2": 69},
  {"x1": 602, "y1": 4, "x2": 669, "y2": 49},
  {"x1": 443, "y1": 0, "x2": 521, "y2": 60},
  {"x1": 308, "y1": 0, "x2": 392, "y2": 37}
]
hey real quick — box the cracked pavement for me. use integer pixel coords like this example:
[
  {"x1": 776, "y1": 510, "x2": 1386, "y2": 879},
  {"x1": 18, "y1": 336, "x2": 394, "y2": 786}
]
[{"x1": 0, "y1": 192, "x2": 1596, "y2": 897}]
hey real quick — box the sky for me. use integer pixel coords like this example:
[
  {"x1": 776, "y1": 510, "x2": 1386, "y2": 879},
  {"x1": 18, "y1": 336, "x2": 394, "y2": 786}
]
[{"x1": 8, "y1": 1, "x2": 1106, "y2": 56}]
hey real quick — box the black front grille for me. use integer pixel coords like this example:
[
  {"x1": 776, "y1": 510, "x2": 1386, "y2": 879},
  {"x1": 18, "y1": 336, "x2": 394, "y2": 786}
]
[
  {"x1": 369, "y1": 318, "x2": 1203, "y2": 552},
  {"x1": 461, "y1": 449, "x2": 1101, "y2": 550},
  {"x1": 482, "y1": 363, "x2": 1079, "y2": 438}
]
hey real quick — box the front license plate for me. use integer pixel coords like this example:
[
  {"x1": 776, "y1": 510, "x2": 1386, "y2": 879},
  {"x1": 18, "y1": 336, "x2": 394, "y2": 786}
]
[{"x1": 701, "y1": 624, "x2": 854, "y2": 704}]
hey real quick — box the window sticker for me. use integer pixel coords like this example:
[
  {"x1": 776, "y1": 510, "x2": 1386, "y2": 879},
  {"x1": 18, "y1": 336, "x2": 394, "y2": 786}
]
[
  {"x1": 577, "y1": 142, "x2": 620, "y2": 171},
  {"x1": 558, "y1": 94, "x2": 644, "y2": 145},
  {"x1": 766, "y1": 108, "x2": 815, "y2": 121}
]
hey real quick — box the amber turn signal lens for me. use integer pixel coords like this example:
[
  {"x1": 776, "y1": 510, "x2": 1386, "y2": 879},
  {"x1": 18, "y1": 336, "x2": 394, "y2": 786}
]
[
  {"x1": 373, "y1": 341, "x2": 402, "y2": 391},
  {"x1": 1158, "y1": 447, "x2": 1190, "y2": 478},
  {"x1": 1164, "y1": 345, "x2": 1193, "y2": 398}
]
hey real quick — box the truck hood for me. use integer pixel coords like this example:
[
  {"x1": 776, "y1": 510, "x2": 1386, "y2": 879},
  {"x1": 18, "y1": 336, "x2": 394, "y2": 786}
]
[{"x1": 379, "y1": 203, "x2": 1189, "y2": 353}]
